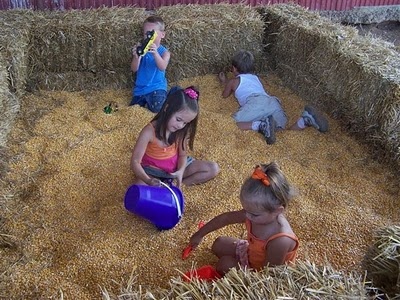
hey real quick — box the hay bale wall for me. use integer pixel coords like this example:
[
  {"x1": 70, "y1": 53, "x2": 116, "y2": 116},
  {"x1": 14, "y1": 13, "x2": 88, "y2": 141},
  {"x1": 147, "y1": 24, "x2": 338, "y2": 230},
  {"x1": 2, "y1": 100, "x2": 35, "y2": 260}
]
[
  {"x1": 0, "y1": 5, "x2": 264, "y2": 150},
  {"x1": 0, "y1": 51, "x2": 19, "y2": 150},
  {"x1": 26, "y1": 4, "x2": 264, "y2": 90},
  {"x1": 260, "y1": 4, "x2": 400, "y2": 170}
]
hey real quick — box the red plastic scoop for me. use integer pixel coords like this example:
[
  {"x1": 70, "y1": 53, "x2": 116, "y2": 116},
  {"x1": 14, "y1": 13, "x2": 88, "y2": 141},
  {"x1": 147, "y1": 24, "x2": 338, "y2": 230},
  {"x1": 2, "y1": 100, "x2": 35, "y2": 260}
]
[
  {"x1": 182, "y1": 245, "x2": 193, "y2": 260},
  {"x1": 181, "y1": 221, "x2": 205, "y2": 260}
]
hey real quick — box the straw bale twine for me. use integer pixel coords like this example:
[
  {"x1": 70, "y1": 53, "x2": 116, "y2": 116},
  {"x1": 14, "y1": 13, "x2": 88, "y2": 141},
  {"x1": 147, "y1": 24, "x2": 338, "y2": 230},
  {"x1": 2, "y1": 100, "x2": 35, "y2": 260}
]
[
  {"x1": 1, "y1": 73, "x2": 399, "y2": 299},
  {"x1": 157, "y1": 4, "x2": 266, "y2": 83},
  {"x1": 259, "y1": 4, "x2": 400, "y2": 171}
]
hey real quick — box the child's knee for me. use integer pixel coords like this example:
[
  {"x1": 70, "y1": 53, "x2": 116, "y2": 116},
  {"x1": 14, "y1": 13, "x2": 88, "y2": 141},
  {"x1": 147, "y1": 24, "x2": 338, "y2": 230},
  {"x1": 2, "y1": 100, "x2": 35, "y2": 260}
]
[
  {"x1": 147, "y1": 100, "x2": 164, "y2": 113},
  {"x1": 211, "y1": 237, "x2": 224, "y2": 254},
  {"x1": 216, "y1": 256, "x2": 240, "y2": 275},
  {"x1": 147, "y1": 90, "x2": 167, "y2": 113}
]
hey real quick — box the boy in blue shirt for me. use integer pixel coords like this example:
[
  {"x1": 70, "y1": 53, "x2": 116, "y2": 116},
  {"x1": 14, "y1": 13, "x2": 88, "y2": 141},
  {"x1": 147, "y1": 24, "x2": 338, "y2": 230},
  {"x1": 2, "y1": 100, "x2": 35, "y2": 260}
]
[{"x1": 130, "y1": 16, "x2": 171, "y2": 113}]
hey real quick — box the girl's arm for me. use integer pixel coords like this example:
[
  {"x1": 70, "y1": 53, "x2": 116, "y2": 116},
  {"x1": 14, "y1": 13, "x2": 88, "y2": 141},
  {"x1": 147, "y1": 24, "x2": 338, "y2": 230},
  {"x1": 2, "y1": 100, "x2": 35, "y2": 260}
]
[
  {"x1": 265, "y1": 237, "x2": 295, "y2": 266},
  {"x1": 265, "y1": 214, "x2": 296, "y2": 266},
  {"x1": 170, "y1": 138, "x2": 188, "y2": 188},
  {"x1": 189, "y1": 210, "x2": 246, "y2": 249},
  {"x1": 150, "y1": 44, "x2": 170, "y2": 71},
  {"x1": 130, "y1": 124, "x2": 157, "y2": 185}
]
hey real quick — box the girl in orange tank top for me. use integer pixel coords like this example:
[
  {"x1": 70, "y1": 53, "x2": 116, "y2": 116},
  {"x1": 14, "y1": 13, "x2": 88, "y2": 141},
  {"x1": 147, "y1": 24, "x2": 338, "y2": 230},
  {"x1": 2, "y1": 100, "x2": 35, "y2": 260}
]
[
  {"x1": 130, "y1": 86, "x2": 219, "y2": 187},
  {"x1": 188, "y1": 162, "x2": 298, "y2": 276}
]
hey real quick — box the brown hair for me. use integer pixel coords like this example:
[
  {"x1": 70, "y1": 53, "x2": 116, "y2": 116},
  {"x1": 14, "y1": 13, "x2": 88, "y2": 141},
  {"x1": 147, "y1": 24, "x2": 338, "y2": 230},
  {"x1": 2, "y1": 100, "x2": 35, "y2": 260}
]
[
  {"x1": 144, "y1": 15, "x2": 165, "y2": 31},
  {"x1": 152, "y1": 86, "x2": 199, "y2": 151},
  {"x1": 231, "y1": 50, "x2": 255, "y2": 74}
]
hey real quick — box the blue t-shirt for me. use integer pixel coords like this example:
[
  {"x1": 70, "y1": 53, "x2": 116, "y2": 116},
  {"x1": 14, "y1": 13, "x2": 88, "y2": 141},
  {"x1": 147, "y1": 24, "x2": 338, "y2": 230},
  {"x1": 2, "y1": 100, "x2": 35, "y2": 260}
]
[{"x1": 134, "y1": 45, "x2": 168, "y2": 96}]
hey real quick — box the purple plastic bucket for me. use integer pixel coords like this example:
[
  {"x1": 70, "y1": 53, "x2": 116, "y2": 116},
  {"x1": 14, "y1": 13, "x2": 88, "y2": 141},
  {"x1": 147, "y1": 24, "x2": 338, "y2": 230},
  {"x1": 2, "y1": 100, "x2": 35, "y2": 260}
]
[{"x1": 124, "y1": 182, "x2": 185, "y2": 230}]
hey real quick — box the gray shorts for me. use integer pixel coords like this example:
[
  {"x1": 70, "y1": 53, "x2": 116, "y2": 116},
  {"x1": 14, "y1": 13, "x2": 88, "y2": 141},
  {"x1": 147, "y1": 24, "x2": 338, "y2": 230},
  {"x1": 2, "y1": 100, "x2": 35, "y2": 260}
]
[
  {"x1": 143, "y1": 156, "x2": 195, "y2": 179},
  {"x1": 233, "y1": 93, "x2": 288, "y2": 129}
]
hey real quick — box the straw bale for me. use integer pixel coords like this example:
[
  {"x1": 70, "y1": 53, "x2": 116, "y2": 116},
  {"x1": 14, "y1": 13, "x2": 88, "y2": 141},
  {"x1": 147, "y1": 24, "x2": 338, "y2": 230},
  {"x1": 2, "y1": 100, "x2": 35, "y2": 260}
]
[
  {"x1": 364, "y1": 225, "x2": 400, "y2": 297},
  {"x1": 0, "y1": 10, "x2": 35, "y2": 155},
  {"x1": 0, "y1": 91, "x2": 19, "y2": 150},
  {"x1": 259, "y1": 3, "x2": 400, "y2": 171},
  {"x1": 157, "y1": 4, "x2": 266, "y2": 83},
  {"x1": 1, "y1": 5, "x2": 265, "y2": 92},
  {"x1": 0, "y1": 10, "x2": 34, "y2": 96},
  {"x1": 27, "y1": 8, "x2": 147, "y2": 90},
  {"x1": 1, "y1": 74, "x2": 399, "y2": 299},
  {"x1": 0, "y1": 51, "x2": 20, "y2": 154}
]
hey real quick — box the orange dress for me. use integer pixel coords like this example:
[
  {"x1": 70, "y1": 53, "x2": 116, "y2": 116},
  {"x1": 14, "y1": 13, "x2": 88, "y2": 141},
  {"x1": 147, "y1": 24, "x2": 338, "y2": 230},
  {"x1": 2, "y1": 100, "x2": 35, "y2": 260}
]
[{"x1": 246, "y1": 219, "x2": 299, "y2": 270}]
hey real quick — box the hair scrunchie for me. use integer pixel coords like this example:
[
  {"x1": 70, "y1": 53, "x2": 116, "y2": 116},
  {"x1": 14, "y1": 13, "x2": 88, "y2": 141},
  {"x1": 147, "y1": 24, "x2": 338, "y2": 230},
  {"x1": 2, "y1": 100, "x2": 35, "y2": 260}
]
[
  {"x1": 184, "y1": 88, "x2": 198, "y2": 100},
  {"x1": 251, "y1": 166, "x2": 270, "y2": 186}
]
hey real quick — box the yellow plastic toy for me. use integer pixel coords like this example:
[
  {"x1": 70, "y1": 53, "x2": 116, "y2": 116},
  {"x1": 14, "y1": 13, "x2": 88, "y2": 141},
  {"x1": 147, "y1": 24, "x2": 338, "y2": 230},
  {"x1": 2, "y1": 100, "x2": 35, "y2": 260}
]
[{"x1": 136, "y1": 30, "x2": 158, "y2": 56}]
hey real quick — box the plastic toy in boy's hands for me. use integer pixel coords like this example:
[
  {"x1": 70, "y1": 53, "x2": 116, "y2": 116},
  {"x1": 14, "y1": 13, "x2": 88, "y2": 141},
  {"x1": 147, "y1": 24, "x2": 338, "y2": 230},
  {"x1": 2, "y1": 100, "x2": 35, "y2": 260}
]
[{"x1": 136, "y1": 30, "x2": 157, "y2": 56}]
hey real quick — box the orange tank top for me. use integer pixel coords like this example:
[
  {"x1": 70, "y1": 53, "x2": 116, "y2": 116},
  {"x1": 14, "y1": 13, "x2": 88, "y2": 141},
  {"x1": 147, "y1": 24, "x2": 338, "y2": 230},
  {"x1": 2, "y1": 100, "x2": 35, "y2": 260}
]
[
  {"x1": 246, "y1": 219, "x2": 299, "y2": 270},
  {"x1": 141, "y1": 124, "x2": 178, "y2": 174}
]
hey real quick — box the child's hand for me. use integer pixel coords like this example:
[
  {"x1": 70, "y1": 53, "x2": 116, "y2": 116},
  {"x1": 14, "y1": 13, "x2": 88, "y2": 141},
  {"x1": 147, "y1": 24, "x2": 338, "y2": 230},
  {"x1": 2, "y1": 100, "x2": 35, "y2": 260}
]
[
  {"x1": 189, "y1": 231, "x2": 203, "y2": 249},
  {"x1": 182, "y1": 221, "x2": 206, "y2": 260},
  {"x1": 182, "y1": 245, "x2": 193, "y2": 260},
  {"x1": 218, "y1": 72, "x2": 227, "y2": 84},
  {"x1": 131, "y1": 43, "x2": 141, "y2": 57},
  {"x1": 148, "y1": 43, "x2": 158, "y2": 54},
  {"x1": 170, "y1": 169, "x2": 184, "y2": 188},
  {"x1": 148, "y1": 178, "x2": 161, "y2": 186},
  {"x1": 235, "y1": 240, "x2": 249, "y2": 267}
]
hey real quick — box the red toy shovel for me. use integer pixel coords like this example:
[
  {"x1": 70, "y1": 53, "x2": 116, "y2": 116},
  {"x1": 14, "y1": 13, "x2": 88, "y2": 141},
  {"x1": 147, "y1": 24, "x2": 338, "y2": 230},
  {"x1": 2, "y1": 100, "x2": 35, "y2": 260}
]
[{"x1": 181, "y1": 221, "x2": 205, "y2": 260}]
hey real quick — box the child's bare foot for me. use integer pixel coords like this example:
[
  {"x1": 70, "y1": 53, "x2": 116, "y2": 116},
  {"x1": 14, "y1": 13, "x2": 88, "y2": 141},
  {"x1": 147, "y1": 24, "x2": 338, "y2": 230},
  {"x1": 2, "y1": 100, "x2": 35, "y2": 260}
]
[{"x1": 218, "y1": 72, "x2": 226, "y2": 83}]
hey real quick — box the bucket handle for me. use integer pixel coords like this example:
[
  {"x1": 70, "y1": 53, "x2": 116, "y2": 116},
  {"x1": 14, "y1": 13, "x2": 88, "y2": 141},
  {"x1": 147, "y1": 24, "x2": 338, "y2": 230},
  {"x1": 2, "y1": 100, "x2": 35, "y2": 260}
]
[{"x1": 160, "y1": 182, "x2": 182, "y2": 218}]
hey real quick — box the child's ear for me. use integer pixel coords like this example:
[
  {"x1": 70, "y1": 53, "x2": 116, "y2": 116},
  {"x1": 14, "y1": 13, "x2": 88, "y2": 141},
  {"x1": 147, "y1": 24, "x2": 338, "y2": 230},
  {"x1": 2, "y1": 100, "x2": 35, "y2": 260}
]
[{"x1": 275, "y1": 206, "x2": 284, "y2": 215}]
